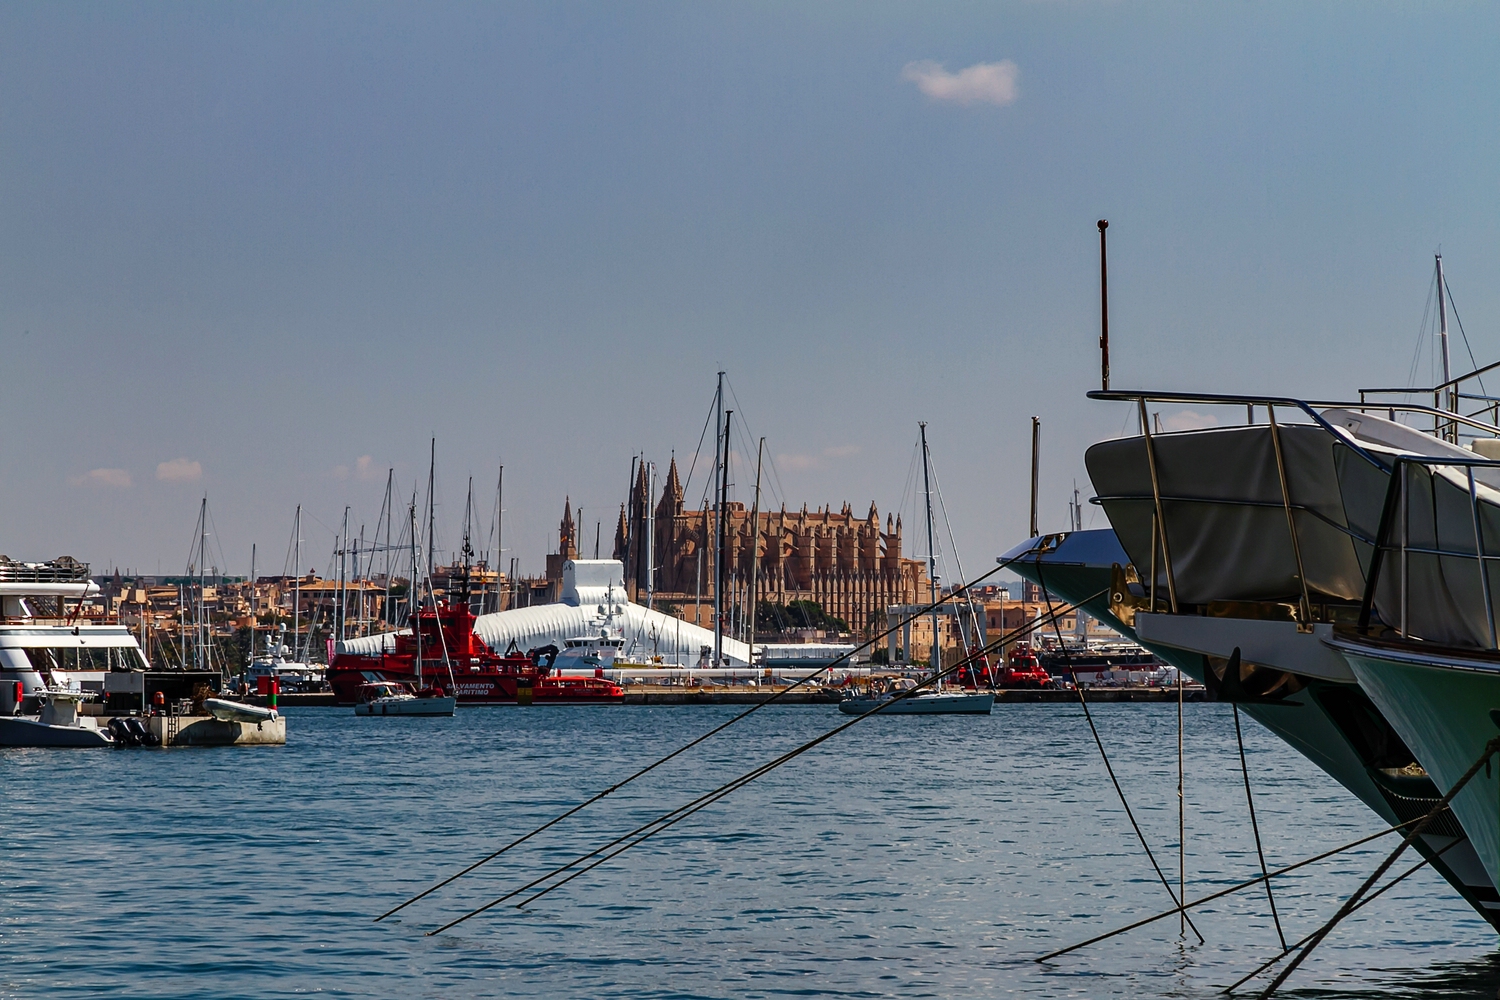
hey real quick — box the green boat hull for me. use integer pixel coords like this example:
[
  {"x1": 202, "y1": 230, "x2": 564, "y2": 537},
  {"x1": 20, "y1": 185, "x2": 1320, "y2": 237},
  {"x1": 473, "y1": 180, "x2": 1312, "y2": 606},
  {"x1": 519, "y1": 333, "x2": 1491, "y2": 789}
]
[
  {"x1": 1339, "y1": 639, "x2": 1500, "y2": 891},
  {"x1": 1005, "y1": 531, "x2": 1500, "y2": 928}
]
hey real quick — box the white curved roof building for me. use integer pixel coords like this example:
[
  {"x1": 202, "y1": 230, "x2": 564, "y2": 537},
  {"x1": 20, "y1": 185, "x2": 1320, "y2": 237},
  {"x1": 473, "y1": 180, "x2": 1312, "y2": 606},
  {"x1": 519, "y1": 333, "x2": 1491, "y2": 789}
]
[{"x1": 338, "y1": 559, "x2": 753, "y2": 667}]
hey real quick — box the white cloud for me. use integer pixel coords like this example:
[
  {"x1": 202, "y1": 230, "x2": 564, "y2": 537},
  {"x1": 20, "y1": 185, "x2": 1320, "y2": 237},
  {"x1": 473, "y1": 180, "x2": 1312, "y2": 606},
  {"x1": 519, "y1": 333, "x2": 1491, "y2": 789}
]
[
  {"x1": 334, "y1": 455, "x2": 385, "y2": 482},
  {"x1": 1161, "y1": 410, "x2": 1220, "y2": 432},
  {"x1": 778, "y1": 453, "x2": 819, "y2": 472},
  {"x1": 902, "y1": 60, "x2": 1019, "y2": 107},
  {"x1": 156, "y1": 457, "x2": 203, "y2": 482},
  {"x1": 69, "y1": 468, "x2": 131, "y2": 489},
  {"x1": 777, "y1": 445, "x2": 862, "y2": 472}
]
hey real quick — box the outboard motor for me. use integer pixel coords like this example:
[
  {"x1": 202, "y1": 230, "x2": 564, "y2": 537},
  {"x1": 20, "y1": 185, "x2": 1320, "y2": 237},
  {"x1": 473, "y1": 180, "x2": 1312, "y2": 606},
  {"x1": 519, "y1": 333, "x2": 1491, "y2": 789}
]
[
  {"x1": 125, "y1": 717, "x2": 157, "y2": 747},
  {"x1": 108, "y1": 717, "x2": 140, "y2": 746}
]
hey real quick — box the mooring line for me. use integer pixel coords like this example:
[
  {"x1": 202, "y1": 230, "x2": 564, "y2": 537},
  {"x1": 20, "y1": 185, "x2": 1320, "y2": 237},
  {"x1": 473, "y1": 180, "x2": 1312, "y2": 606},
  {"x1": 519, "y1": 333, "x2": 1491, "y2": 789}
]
[
  {"x1": 1036, "y1": 564, "x2": 1204, "y2": 945},
  {"x1": 1034, "y1": 816, "x2": 1425, "y2": 963},
  {"x1": 1256, "y1": 735, "x2": 1500, "y2": 998},
  {"x1": 1233, "y1": 703, "x2": 1286, "y2": 950},
  {"x1": 425, "y1": 593, "x2": 1101, "y2": 935},
  {"x1": 374, "y1": 554, "x2": 1021, "y2": 923},
  {"x1": 1221, "y1": 837, "x2": 1457, "y2": 993},
  {"x1": 510, "y1": 602, "x2": 1086, "y2": 913}
]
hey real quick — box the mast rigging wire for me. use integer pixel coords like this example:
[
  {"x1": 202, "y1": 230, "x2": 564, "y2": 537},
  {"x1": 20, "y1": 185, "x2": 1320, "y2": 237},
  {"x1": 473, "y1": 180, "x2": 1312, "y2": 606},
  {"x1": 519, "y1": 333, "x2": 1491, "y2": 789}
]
[
  {"x1": 375, "y1": 552, "x2": 1028, "y2": 924},
  {"x1": 425, "y1": 590, "x2": 1100, "y2": 935},
  {"x1": 1222, "y1": 837, "x2": 1457, "y2": 994},
  {"x1": 1256, "y1": 736, "x2": 1500, "y2": 998},
  {"x1": 1036, "y1": 563, "x2": 1203, "y2": 944},
  {"x1": 1035, "y1": 814, "x2": 1430, "y2": 964},
  {"x1": 1234, "y1": 703, "x2": 1286, "y2": 950}
]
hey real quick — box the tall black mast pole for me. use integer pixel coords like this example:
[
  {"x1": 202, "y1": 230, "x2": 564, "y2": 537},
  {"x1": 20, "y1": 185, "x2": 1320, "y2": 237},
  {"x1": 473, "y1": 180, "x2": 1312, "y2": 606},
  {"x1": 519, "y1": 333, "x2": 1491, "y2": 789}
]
[{"x1": 1098, "y1": 219, "x2": 1110, "y2": 392}]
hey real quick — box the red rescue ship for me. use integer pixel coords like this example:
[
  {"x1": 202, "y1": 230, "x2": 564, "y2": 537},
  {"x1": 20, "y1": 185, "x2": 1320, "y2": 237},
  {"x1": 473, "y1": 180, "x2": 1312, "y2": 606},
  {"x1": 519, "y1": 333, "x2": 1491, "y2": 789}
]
[{"x1": 329, "y1": 597, "x2": 623, "y2": 706}]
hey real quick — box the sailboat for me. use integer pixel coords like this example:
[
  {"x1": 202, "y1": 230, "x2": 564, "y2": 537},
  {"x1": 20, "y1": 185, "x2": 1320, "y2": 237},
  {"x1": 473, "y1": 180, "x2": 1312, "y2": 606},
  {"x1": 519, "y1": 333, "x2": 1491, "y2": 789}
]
[{"x1": 840, "y1": 424, "x2": 993, "y2": 716}]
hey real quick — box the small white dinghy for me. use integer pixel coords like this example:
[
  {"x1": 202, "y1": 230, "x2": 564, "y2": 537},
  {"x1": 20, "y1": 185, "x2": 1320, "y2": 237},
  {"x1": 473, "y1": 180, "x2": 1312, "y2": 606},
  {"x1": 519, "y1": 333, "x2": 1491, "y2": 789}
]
[
  {"x1": 838, "y1": 690, "x2": 994, "y2": 715},
  {"x1": 0, "y1": 690, "x2": 114, "y2": 747},
  {"x1": 203, "y1": 698, "x2": 279, "y2": 724},
  {"x1": 354, "y1": 681, "x2": 456, "y2": 717}
]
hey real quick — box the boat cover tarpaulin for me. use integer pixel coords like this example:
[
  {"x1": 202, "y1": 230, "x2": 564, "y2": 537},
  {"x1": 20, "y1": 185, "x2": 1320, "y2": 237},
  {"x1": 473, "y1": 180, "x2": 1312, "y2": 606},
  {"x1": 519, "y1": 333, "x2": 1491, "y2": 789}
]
[
  {"x1": 1360, "y1": 460, "x2": 1500, "y2": 648},
  {"x1": 1085, "y1": 423, "x2": 1375, "y2": 605}
]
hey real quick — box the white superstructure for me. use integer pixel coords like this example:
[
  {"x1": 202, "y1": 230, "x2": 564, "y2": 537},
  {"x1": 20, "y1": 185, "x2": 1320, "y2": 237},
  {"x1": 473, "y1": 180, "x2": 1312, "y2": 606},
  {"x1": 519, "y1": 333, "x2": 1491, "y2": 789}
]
[
  {"x1": 339, "y1": 559, "x2": 755, "y2": 667},
  {"x1": 0, "y1": 559, "x2": 152, "y2": 715}
]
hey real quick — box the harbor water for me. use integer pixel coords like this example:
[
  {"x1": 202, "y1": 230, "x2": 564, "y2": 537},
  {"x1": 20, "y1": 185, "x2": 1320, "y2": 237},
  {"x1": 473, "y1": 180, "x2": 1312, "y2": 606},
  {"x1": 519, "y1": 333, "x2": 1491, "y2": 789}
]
[{"x1": 4, "y1": 703, "x2": 1497, "y2": 998}]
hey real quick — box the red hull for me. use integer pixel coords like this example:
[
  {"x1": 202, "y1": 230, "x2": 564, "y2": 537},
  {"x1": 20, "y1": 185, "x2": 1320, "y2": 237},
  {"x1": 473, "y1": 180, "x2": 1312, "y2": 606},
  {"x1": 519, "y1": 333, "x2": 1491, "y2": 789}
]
[{"x1": 328, "y1": 598, "x2": 623, "y2": 705}]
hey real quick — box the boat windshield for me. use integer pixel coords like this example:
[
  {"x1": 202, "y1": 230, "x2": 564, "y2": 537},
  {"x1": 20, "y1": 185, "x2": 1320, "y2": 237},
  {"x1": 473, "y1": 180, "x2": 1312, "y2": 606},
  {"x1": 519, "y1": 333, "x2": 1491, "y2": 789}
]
[{"x1": 25, "y1": 647, "x2": 147, "y2": 672}]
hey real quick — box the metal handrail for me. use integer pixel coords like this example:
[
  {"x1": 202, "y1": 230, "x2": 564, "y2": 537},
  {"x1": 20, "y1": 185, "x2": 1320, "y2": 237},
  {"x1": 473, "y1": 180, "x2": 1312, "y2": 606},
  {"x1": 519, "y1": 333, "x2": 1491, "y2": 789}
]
[
  {"x1": 1360, "y1": 357, "x2": 1500, "y2": 397},
  {"x1": 1357, "y1": 453, "x2": 1500, "y2": 647},
  {"x1": 1087, "y1": 390, "x2": 1393, "y2": 473}
]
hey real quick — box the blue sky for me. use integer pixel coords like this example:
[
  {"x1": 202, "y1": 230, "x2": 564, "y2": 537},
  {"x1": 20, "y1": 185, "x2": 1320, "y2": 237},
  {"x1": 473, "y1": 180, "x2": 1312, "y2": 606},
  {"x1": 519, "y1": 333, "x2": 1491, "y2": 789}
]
[{"x1": 2, "y1": 2, "x2": 1498, "y2": 582}]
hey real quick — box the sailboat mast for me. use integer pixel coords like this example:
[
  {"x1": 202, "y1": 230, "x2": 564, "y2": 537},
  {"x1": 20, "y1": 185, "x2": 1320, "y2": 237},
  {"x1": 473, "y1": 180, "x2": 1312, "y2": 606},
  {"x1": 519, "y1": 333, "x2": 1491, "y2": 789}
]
[
  {"x1": 382, "y1": 468, "x2": 394, "y2": 625},
  {"x1": 713, "y1": 371, "x2": 724, "y2": 666},
  {"x1": 198, "y1": 496, "x2": 208, "y2": 672},
  {"x1": 919, "y1": 423, "x2": 940, "y2": 683},
  {"x1": 747, "y1": 437, "x2": 764, "y2": 645},
  {"x1": 1437, "y1": 254, "x2": 1455, "y2": 434},
  {"x1": 494, "y1": 464, "x2": 504, "y2": 613},
  {"x1": 410, "y1": 500, "x2": 423, "y2": 686},
  {"x1": 426, "y1": 438, "x2": 437, "y2": 582},
  {"x1": 248, "y1": 542, "x2": 256, "y2": 676},
  {"x1": 337, "y1": 506, "x2": 349, "y2": 644},
  {"x1": 293, "y1": 505, "x2": 301, "y2": 662},
  {"x1": 646, "y1": 461, "x2": 656, "y2": 612},
  {"x1": 717, "y1": 408, "x2": 732, "y2": 667}
]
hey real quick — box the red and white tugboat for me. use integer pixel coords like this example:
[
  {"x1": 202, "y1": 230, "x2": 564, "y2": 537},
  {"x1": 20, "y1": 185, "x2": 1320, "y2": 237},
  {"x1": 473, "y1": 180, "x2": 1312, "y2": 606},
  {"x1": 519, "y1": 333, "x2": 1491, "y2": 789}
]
[{"x1": 329, "y1": 595, "x2": 624, "y2": 706}]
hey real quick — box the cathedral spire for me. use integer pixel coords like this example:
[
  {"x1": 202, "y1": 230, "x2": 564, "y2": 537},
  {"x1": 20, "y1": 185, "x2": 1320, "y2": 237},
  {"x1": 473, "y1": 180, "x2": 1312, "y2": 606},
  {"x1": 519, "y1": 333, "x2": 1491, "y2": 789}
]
[{"x1": 559, "y1": 497, "x2": 577, "y2": 558}]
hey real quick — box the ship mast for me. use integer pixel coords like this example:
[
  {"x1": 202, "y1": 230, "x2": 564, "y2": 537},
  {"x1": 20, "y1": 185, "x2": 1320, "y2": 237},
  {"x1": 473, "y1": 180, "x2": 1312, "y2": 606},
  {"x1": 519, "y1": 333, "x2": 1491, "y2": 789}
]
[
  {"x1": 1437, "y1": 253, "x2": 1455, "y2": 439},
  {"x1": 712, "y1": 371, "x2": 724, "y2": 667},
  {"x1": 747, "y1": 437, "x2": 764, "y2": 645},
  {"x1": 293, "y1": 505, "x2": 302, "y2": 661},
  {"x1": 409, "y1": 498, "x2": 423, "y2": 686},
  {"x1": 717, "y1": 407, "x2": 732, "y2": 667},
  {"x1": 920, "y1": 423, "x2": 940, "y2": 688},
  {"x1": 426, "y1": 438, "x2": 437, "y2": 583}
]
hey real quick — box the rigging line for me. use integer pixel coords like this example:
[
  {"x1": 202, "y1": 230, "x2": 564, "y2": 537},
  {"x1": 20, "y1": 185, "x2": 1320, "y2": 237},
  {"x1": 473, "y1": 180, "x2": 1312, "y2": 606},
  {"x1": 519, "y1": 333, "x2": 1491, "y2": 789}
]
[
  {"x1": 1443, "y1": 275, "x2": 1485, "y2": 397},
  {"x1": 374, "y1": 553, "x2": 1023, "y2": 923},
  {"x1": 431, "y1": 593, "x2": 1099, "y2": 931},
  {"x1": 1177, "y1": 665, "x2": 1185, "y2": 938},
  {"x1": 1257, "y1": 736, "x2": 1500, "y2": 998},
  {"x1": 513, "y1": 597, "x2": 1095, "y2": 913},
  {"x1": 927, "y1": 447, "x2": 984, "y2": 661},
  {"x1": 1036, "y1": 561, "x2": 1204, "y2": 945},
  {"x1": 1234, "y1": 703, "x2": 1286, "y2": 951},
  {"x1": 1222, "y1": 837, "x2": 1458, "y2": 994},
  {"x1": 680, "y1": 387, "x2": 719, "y2": 504},
  {"x1": 1034, "y1": 815, "x2": 1427, "y2": 964},
  {"x1": 1405, "y1": 274, "x2": 1436, "y2": 393}
]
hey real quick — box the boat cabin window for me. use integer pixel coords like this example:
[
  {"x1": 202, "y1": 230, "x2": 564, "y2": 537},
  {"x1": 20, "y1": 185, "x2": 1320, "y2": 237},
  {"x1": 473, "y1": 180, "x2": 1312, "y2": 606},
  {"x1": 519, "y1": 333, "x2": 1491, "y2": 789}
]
[{"x1": 24, "y1": 646, "x2": 144, "y2": 672}]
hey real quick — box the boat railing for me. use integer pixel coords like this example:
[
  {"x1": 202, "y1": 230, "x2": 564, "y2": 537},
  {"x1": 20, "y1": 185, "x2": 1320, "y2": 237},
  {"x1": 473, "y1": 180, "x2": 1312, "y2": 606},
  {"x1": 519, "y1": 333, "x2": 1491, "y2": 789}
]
[
  {"x1": 1356, "y1": 452, "x2": 1500, "y2": 649},
  {"x1": 0, "y1": 558, "x2": 93, "y2": 584},
  {"x1": 1089, "y1": 389, "x2": 1500, "y2": 632},
  {"x1": 1359, "y1": 356, "x2": 1500, "y2": 441}
]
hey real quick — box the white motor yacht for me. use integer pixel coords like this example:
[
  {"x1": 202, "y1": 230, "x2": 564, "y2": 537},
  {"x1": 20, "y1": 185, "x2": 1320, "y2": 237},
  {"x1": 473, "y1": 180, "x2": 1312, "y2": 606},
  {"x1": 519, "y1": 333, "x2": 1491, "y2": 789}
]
[
  {"x1": 0, "y1": 689, "x2": 113, "y2": 747},
  {"x1": 0, "y1": 556, "x2": 153, "y2": 716}
]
